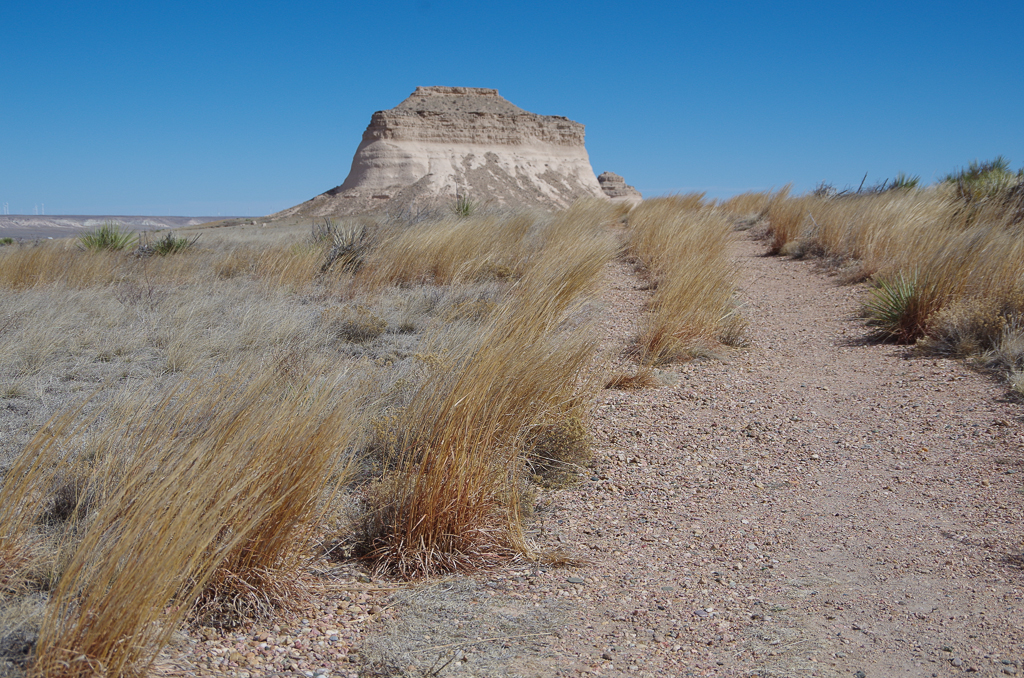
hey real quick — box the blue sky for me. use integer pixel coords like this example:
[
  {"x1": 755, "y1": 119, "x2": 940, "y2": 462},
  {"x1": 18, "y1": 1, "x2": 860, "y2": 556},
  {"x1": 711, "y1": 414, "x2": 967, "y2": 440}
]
[{"x1": 2, "y1": 0, "x2": 1022, "y2": 216}]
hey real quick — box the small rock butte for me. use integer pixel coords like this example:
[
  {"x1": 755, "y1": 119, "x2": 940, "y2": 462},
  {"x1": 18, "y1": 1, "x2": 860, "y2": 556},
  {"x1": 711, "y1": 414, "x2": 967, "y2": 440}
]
[{"x1": 272, "y1": 86, "x2": 637, "y2": 218}]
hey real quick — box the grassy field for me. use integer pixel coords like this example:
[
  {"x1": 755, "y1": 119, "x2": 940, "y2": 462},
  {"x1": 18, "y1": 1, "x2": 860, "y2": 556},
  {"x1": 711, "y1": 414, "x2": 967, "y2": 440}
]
[{"x1": 0, "y1": 198, "x2": 742, "y2": 676}]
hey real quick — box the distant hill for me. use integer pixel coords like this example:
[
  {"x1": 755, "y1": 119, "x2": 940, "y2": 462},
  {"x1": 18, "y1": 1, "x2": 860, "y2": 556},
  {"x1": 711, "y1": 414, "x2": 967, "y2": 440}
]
[{"x1": 0, "y1": 215, "x2": 248, "y2": 240}]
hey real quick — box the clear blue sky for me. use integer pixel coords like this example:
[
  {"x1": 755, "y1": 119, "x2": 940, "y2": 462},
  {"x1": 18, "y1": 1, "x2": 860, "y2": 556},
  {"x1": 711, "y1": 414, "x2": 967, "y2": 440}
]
[{"x1": 2, "y1": 0, "x2": 1022, "y2": 216}]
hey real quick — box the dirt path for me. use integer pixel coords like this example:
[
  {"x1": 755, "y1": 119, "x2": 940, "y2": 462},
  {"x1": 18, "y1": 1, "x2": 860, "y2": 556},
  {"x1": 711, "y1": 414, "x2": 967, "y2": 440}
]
[{"x1": 359, "y1": 231, "x2": 1024, "y2": 678}]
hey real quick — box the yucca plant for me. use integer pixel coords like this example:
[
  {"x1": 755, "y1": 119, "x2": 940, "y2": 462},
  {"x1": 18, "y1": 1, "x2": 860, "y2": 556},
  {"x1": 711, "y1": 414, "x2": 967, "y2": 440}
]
[
  {"x1": 863, "y1": 273, "x2": 924, "y2": 342},
  {"x1": 150, "y1": 231, "x2": 199, "y2": 255},
  {"x1": 78, "y1": 222, "x2": 136, "y2": 252},
  {"x1": 451, "y1": 194, "x2": 476, "y2": 218}
]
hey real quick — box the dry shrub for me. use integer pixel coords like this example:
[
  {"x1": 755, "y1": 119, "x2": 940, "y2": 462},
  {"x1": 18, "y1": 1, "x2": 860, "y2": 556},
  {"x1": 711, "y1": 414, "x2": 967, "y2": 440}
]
[
  {"x1": 357, "y1": 201, "x2": 618, "y2": 577},
  {"x1": 626, "y1": 196, "x2": 742, "y2": 364},
  {"x1": 924, "y1": 297, "x2": 1009, "y2": 356},
  {"x1": 989, "y1": 321, "x2": 1024, "y2": 374}
]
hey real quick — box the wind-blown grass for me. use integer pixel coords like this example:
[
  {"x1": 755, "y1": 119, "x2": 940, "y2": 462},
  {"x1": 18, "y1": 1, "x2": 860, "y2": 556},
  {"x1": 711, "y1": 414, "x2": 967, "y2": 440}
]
[
  {"x1": 625, "y1": 195, "x2": 744, "y2": 364},
  {"x1": 748, "y1": 159, "x2": 1024, "y2": 391}
]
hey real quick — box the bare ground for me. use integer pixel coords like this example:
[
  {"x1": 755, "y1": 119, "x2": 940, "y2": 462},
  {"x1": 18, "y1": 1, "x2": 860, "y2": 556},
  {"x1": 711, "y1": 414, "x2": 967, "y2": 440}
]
[{"x1": 158, "y1": 230, "x2": 1024, "y2": 678}]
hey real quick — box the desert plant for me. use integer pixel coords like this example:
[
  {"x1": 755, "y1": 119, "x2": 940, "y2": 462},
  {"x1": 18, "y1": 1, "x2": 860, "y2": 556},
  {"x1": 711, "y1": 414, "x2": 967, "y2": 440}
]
[
  {"x1": 0, "y1": 237, "x2": 14, "y2": 246},
  {"x1": 77, "y1": 222, "x2": 136, "y2": 252},
  {"x1": 862, "y1": 273, "x2": 922, "y2": 342},
  {"x1": 139, "y1": 230, "x2": 199, "y2": 256},
  {"x1": 451, "y1": 194, "x2": 476, "y2": 218},
  {"x1": 315, "y1": 217, "x2": 371, "y2": 273}
]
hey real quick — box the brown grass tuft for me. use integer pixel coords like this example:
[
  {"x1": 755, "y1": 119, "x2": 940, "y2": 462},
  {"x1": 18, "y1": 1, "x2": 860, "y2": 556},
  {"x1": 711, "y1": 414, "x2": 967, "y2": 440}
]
[{"x1": 625, "y1": 196, "x2": 743, "y2": 364}]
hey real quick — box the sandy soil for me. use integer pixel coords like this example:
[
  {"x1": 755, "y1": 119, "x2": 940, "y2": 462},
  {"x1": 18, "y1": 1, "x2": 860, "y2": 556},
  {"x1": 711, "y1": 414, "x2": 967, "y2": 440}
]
[{"x1": 159, "y1": 229, "x2": 1024, "y2": 678}]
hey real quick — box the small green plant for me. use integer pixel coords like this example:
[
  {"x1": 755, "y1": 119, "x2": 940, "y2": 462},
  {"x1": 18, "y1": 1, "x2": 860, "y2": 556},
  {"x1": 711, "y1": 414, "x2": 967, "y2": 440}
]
[
  {"x1": 141, "y1": 231, "x2": 199, "y2": 256},
  {"x1": 944, "y1": 156, "x2": 1022, "y2": 201},
  {"x1": 863, "y1": 273, "x2": 922, "y2": 342},
  {"x1": 78, "y1": 222, "x2": 136, "y2": 252},
  {"x1": 890, "y1": 172, "x2": 921, "y2": 190},
  {"x1": 451, "y1": 194, "x2": 476, "y2": 218},
  {"x1": 0, "y1": 237, "x2": 14, "y2": 246}
]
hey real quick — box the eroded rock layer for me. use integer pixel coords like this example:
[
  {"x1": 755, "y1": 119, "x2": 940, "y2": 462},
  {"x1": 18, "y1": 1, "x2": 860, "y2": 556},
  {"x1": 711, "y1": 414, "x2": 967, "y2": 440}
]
[
  {"x1": 273, "y1": 87, "x2": 606, "y2": 218},
  {"x1": 598, "y1": 171, "x2": 642, "y2": 204}
]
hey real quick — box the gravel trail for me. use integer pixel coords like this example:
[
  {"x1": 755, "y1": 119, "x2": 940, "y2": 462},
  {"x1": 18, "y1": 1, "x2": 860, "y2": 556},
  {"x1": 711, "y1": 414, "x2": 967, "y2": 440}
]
[{"x1": 161, "y1": 230, "x2": 1024, "y2": 678}]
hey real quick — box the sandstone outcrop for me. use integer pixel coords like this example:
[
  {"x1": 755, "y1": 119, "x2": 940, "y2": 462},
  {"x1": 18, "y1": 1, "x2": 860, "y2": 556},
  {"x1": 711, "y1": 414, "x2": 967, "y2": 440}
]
[
  {"x1": 272, "y1": 86, "x2": 608, "y2": 219},
  {"x1": 597, "y1": 171, "x2": 642, "y2": 204}
]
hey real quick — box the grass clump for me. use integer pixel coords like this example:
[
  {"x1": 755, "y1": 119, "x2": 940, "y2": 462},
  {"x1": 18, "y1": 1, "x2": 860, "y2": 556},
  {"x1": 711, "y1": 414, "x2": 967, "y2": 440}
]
[
  {"x1": 321, "y1": 305, "x2": 389, "y2": 343},
  {"x1": 355, "y1": 201, "x2": 618, "y2": 577},
  {"x1": 526, "y1": 416, "x2": 593, "y2": 488},
  {"x1": 19, "y1": 362, "x2": 364, "y2": 675},
  {"x1": 451, "y1": 194, "x2": 476, "y2": 218},
  {"x1": 77, "y1": 222, "x2": 136, "y2": 252},
  {"x1": 0, "y1": 237, "x2": 14, "y2": 246},
  {"x1": 751, "y1": 158, "x2": 1024, "y2": 392},
  {"x1": 862, "y1": 273, "x2": 925, "y2": 343},
  {"x1": 625, "y1": 195, "x2": 744, "y2": 364},
  {"x1": 138, "y1": 230, "x2": 199, "y2": 256}
]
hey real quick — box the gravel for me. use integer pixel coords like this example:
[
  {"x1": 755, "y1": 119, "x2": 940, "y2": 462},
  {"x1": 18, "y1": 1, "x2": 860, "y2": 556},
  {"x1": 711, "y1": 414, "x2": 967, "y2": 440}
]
[{"x1": 156, "y1": 230, "x2": 1023, "y2": 677}]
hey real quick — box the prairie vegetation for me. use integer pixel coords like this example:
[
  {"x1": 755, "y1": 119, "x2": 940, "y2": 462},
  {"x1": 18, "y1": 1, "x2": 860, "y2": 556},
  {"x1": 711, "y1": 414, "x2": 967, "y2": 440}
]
[
  {"x1": 0, "y1": 198, "x2": 741, "y2": 675},
  {"x1": 624, "y1": 195, "x2": 745, "y2": 364},
  {"x1": 733, "y1": 158, "x2": 1024, "y2": 394}
]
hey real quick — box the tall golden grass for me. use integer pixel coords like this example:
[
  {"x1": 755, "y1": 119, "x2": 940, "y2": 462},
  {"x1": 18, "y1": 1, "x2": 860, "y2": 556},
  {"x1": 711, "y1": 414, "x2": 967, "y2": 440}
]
[
  {"x1": 625, "y1": 195, "x2": 744, "y2": 364},
  {"x1": 16, "y1": 360, "x2": 364, "y2": 677},
  {"x1": 755, "y1": 178, "x2": 1024, "y2": 385},
  {"x1": 0, "y1": 202, "x2": 647, "y2": 674},
  {"x1": 359, "y1": 201, "x2": 619, "y2": 576}
]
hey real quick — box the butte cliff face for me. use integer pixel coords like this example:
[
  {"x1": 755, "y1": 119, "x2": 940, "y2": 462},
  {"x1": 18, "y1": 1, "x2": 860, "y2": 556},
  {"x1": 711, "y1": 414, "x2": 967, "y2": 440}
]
[{"x1": 273, "y1": 87, "x2": 608, "y2": 218}]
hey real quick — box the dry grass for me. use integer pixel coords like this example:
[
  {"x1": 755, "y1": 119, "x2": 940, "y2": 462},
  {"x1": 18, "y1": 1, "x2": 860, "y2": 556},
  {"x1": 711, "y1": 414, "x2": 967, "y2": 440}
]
[
  {"x1": 0, "y1": 202, "x2": 628, "y2": 673},
  {"x1": 357, "y1": 201, "x2": 619, "y2": 577},
  {"x1": 604, "y1": 366, "x2": 659, "y2": 390},
  {"x1": 25, "y1": 362, "x2": 365, "y2": 676},
  {"x1": 625, "y1": 195, "x2": 744, "y2": 364},
  {"x1": 758, "y1": 170, "x2": 1024, "y2": 390},
  {"x1": 720, "y1": 189, "x2": 782, "y2": 220}
]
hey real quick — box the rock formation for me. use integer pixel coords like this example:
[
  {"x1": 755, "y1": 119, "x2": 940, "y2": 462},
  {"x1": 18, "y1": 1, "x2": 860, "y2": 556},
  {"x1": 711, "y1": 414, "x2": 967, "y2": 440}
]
[
  {"x1": 597, "y1": 171, "x2": 642, "y2": 204},
  {"x1": 272, "y1": 86, "x2": 609, "y2": 219}
]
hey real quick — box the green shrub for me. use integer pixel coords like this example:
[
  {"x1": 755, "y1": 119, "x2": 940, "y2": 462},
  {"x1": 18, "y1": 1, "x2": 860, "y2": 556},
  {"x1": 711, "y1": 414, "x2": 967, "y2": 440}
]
[
  {"x1": 78, "y1": 222, "x2": 136, "y2": 252},
  {"x1": 863, "y1": 273, "x2": 923, "y2": 342},
  {"x1": 0, "y1": 237, "x2": 14, "y2": 246},
  {"x1": 144, "y1": 231, "x2": 199, "y2": 256},
  {"x1": 890, "y1": 172, "x2": 921, "y2": 191}
]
